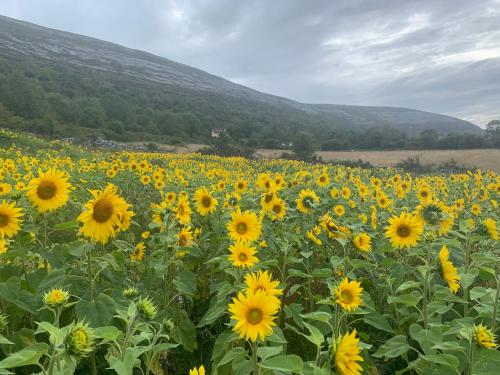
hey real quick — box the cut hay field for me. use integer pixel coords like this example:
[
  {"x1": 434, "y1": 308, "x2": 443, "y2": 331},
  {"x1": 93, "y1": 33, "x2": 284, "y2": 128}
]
[{"x1": 256, "y1": 148, "x2": 500, "y2": 172}]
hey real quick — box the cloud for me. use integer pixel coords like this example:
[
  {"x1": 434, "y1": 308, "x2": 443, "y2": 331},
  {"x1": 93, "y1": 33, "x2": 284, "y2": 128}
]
[{"x1": 1, "y1": 0, "x2": 499, "y2": 127}]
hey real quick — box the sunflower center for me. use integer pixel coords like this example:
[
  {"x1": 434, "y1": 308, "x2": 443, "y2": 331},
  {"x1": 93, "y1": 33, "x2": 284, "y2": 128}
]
[
  {"x1": 179, "y1": 235, "x2": 187, "y2": 246},
  {"x1": 396, "y1": 225, "x2": 410, "y2": 238},
  {"x1": 201, "y1": 196, "x2": 212, "y2": 208},
  {"x1": 238, "y1": 183, "x2": 244, "y2": 189},
  {"x1": 421, "y1": 191, "x2": 428, "y2": 197},
  {"x1": 238, "y1": 252, "x2": 248, "y2": 262},
  {"x1": 272, "y1": 204, "x2": 282, "y2": 214},
  {"x1": 255, "y1": 285, "x2": 267, "y2": 292},
  {"x1": 247, "y1": 308, "x2": 263, "y2": 325},
  {"x1": 320, "y1": 176, "x2": 325, "y2": 182},
  {"x1": 0, "y1": 214, "x2": 8, "y2": 227},
  {"x1": 37, "y1": 180, "x2": 57, "y2": 200},
  {"x1": 92, "y1": 198, "x2": 114, "y2": 223},
  {"x1": 340, "y1": 290, "x2": 353, "y2": 304},
  {"x1": 264, "y1": 193, "x2": 273, "y2": 203},
  {"x1": 236, "y1": 222, "x2": 248, "y2": 234}
]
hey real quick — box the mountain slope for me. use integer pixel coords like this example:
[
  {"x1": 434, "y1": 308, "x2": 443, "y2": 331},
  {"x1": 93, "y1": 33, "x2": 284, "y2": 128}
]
[{"x1": 0, "y1": 14, "x2": 481, "y2": 143}]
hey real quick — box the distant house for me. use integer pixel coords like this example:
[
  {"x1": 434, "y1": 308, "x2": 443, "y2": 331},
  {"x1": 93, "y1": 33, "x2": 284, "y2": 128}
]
[{"x1": 211, "y1": 128, "x2": 227, "y2": 138}]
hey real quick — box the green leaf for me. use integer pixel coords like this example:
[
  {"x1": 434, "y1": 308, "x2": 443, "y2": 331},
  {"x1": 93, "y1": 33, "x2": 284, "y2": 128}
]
[
  {"x1": 198, "y1": 298, "x2": 227, "y2": 327},
  {"x1": 108, "y1": 346, "x2": 151, "y2": 375},
  {"x1": 387, "y1": 293, "x2": 421, "y2": 307},
  {"x1": 75, "y1": 293, "x2": 115, "y2": 326},
  {"x1": 363, "y1": 312, "x2": 394, "y2": 333},
  {"x1": 218, "y1": 347, "x2": 247, "y2": 367},
  {"x1": 176, "y1": 318, "x2": 197, "y2": 352},
  {"x1": 257, "y1": 346, "x2": 283, "y2": 361},
  {"x1": 93, "y1": 326, "x2": 122, "y2": 343},
  {"x1": 302, "y1": 322, "x2": 324, "y2": 347},
  {"x1": 300, "y1": 311, "x2": 332, "y2": 323},
  {"x1": 421, "y1": 354, "x2": 459, "y2": 368},
  {"x1": 174, "y1": 271, "x2": 197, "y2": 296},
  {"x1": 0, "y1": 343, "x2": 48, "y2": 369},
  {"x1": 373, "y1": 335, "x2": 409, "y2": 359},
  {"x1": 396, "y1": 281, "x2": 421, "y2": 293},
  {"x1": 260, "y1": 354, "x2": 304, "y2": 373},
  {"x1": 52, "y1": 220, "x2": 79, "y2": 231},
  {"x1": 0, "y1": 335, "x2": 13, "y2": 345}
]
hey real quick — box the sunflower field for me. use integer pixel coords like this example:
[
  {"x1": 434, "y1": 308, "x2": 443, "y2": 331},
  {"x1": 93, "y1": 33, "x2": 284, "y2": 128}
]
[{"x1": 0, "y1": 129, "x2": 499, "y2": 375}]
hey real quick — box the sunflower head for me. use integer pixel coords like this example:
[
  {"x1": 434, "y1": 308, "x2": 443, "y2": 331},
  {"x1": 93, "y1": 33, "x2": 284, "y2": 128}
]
[
  {"x1": 26, "y1": 169, "x2": 71, "y2": 212},
  {"x1": 189, "y1": 365, "x2": 206, "y2": 375},
  {"x1": 229, "y1": 242, "x2": 259, "y2": 268},
  {"x1": 474, "y1": 324, "x2": 497, "y2": 349},
  {"x1": 332, "y1": 330, "x2": 364, "y2": 375},
  {"x1": 122, "y1": 286, "x2": 139, "y2": 299},
  {"x1": 0, "y1": 200, "x2": 23, "y2": 238},
  {"x1": 353, "y1": 233, "x2": 371, "y2": 252},
  {"x1": 245, "y1": 270, "x2": 282, "y2": 297},
  {"x1": 438, "y1": 246, "x2": 460, "y2": 293},
  {"x1": 137, "y1": 297, "x2": 157, "y2": 320},
  {"x1": 385, "y1": 212, "x2": 423, "y2": 249},
  {"x1": 66, "y1": 321, "x2": 95, "y2": 357},
  {"x1": 227, "y1": 209, "x2": 262, "y2": 243},
  {"x1": 43, "y1": 288, "x2": 70, "y2": 308},
  {"x1": 130, "y1": 242, "x2": 145, "y2": 261},
  {"x1": 334, "y1": 278, "x2": 363, "y2": 312}
]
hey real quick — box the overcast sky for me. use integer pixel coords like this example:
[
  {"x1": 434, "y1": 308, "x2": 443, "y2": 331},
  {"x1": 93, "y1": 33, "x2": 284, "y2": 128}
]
[{"x1": 2, "y1": 0, "x2": 500, "y2": 127}]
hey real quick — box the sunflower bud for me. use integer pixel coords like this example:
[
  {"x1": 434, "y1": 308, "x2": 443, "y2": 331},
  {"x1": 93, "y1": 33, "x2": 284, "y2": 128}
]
[
  {"x1": 163, "y1": 318, "x2": 175, "y2": 334},
  {"x1": 122, "y1": 286, "x2": 139, "y2": 299},
  {"x1": 66, "y1": 321, "x2": 95, "y2": 357},
  {"x1": 0, "y1": 313, "x2": 8, "y2": 332},
  {"x1": 43, "y1": 288, "x2": 69, "y2": 308},
  {"x1": 137, "y1": 297, "x2": 157, "y2": 320}
]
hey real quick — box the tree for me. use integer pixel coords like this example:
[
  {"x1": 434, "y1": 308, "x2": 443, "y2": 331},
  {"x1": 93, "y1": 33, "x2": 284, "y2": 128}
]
[
  {"x1": 419, "y1": 129, "x2": 439, "y2": 149},
  {"x1": 292, "y1": 131, "x2": 317, "y2": 160}
]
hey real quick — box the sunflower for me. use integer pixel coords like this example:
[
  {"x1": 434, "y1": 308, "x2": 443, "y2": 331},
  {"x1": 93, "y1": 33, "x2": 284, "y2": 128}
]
[
  {"x1": 26, "y1": 170, "x2": 71, "y2": 212},
  {"x1": 316, "y1": 173, "x2": 329, "y2": 187},
  {"x1": 474, "y1": 324, "x2": 497, "y2": 349},
  {"x1": 416, "y1": 199, "x2": 454, "y2": 236},
  {"x1": 234, "y1": 179, "x2": 248, "y2": 194},
  {"x1": 164, "y1": 192, "x2": 176, "y2": 206},
  {"x1": 0, "y1": 183, "x2": 11, "y2": 196},
  {"x1": 177, "y1": 227, "x2": 193, "y2": 247},
  {"x1": 78, "y1": 185, "x2": 133, "y2": 244},
  {"x1": 0, "y1": 200, "x2": 23, "y2": 238},
  {"x1": 334, "y1": 204, "x2": 345, "y2": 217},
  {"x1": 175, "y1": 198, "x2": 192, "y2": 225},
  {"x1": 270, "y1": 198, "x2": 286, "y2": 220},
  {"x1": 471, "y1": 203, "x2": 481, "y2": 216},
  {"x1": 482, "y1": 218, "x2": 499, "y2": 240},
  {"x1": 228, "y1": 290, "x2": 280, "y2": 341},
  {"x1": 334, "y1": 278, "x2": 363, "y2": 311},
  {"x1": 43, "y1": 288, "x2": 69, "y2": 308},
  {"x1": 0, "y1": 238, "x2": 7, "y2": 254},
  {"x1": 189, "y1": 366, "x2": 205, "y2": 375},
  {"x1": 353, "y1": 233, "x2": 371, "y2": 252},
  {"x1": 307, "y1": 226, "x2": 322, "y2": 245},
  {"x1": 439, "y1": 245, "x2": 460, "y2": 293},
  {"x1": 333, "y1": 330, "x2": 363, "y2": 375},
  {"x1": 385, "y1": 212, "x2": 423, "y2": 249},
  {"x1": 229, "y1": 242, "x2": 259, "y2": 268},
  {"x1": 130, "y1": 242, "x2": 145, "y2": 261},
  {"x1": 194, "y1": 187, "x2": 218, "y2": 216},
  {"x1": 296, "y1": 189, "x2": 319, "y2": 214},
  {"x1": 140, "y1": 175, "x2": 151, "y2": 185},
  {"x1": 260, "y1": 190, "x2": 276, "y2": 210},
  {"x1": 245, "y1": 270, "x2": 283, "y2": 297},
  {"x1": 417, "y1": 185, "x2": 433, "y2": 203},
  {"x1": 227, "y1": 209, "x2": 262, "y2": 243}
]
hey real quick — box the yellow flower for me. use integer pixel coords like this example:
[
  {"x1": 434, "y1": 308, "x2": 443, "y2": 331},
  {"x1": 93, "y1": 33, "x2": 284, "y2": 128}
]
[
  {"x1": 177, "y1": 227, "x2": 193, "y2": 247},
  {"x1": 0, "y1": 238, "x2": 7, "y2": 254},
  {"x1": 245, "y1": 270, "x2": 282, "y2": 297},
  {"x1": 229, "y1": 242, "x2": 259, "y2": 268},
  {"x1": 0, "y1": 200, "x2": 23, "y2": 238},
  {"x1": 141, "y1": 231, "x2": 150, "y2": 239},
  {"x1": 334, "y1": 330, "x2": 363, "y2": 375},
  {"x1": 227, "y1": 209, "x2": 262, "y2": 243},
  {"x1": 353, "y1": 233, "x2": 371, "y2": 252},
  {"x1": 474, "y1": 324, "x2": 497, "y2": 349},
  {"x1": 234, "y1": 179, "x2": 248, "y2": 194},
  {"x1": 439, "y1": 245, "x2": 460, "y2": 293},
  {"x1": 334, "y1": 278, "x2": 363, "y2": 312},
  {"x1": 194, "y1": 187, "x2": 218, "y2": 216},
  {"x1": 189, "y1": 366, "x2": 205, "y2": 375},
  {"x1": 270, "y1": 198, "x2": 286, "y2": 220},
  {"x1": 483, "y1": 218, "x2": 499, "y2": 240},
  {"x1": 26, "y1": 169, "x2": 71, "y2": 212},
  {"x1": 228, "y1": 290, "x2": 280, "y2": 342},
  {"x1": 77, "y1": 184, "x2": 134, "y2": 244},
  {"x1": 67, "y1": 322, "x2": 95, "y2": 357},
  {"x1": 130, "y1": 242, "x2": 145, "y2": 261},
  {"x1": 43, "y1": 288, "x2": 69, "y2": 308},
  {"x1": 470, "y1": 203, "x2": 481, "y2": 216},
  {"x1": 296, "y1": 189, "x2": 319, "y2": 214},
  {"x1": 0, "y1": 183, "x2": 11, "y2": 196},
  {"x1": 175, "y1": 198, "x2": 192, "y2": 225},
  {"x1": 317, "y1": 172, "x2": 329, "y2": 187},
  {"x1": 385, "y1": 212, "x2": 423, "y2": 249},
  {"x1": 334, "y1": 204, "x2": 345, "y2": 217},
  {"x1": 307, "y1": 226, "x2": 322, "y2": 245}
]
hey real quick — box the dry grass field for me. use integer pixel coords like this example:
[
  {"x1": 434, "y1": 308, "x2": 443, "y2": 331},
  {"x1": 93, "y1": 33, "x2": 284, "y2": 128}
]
[{"x1": 257, "y1": 149, "x2": 500, "y2": 172}]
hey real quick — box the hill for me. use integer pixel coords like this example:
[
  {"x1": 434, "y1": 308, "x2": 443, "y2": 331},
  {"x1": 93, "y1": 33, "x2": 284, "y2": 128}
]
[{"x1": 0, "y1": 15, "x2": 482, "y2": 145}]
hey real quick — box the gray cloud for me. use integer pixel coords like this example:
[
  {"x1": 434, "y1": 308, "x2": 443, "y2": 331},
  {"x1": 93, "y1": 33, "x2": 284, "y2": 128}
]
[{"x1": 1, "y1": 0, "x2": 499, "y2": 126}]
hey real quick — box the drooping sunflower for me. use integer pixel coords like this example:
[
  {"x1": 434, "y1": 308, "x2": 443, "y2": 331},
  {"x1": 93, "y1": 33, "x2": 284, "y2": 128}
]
[
  {"x1": 439, "y1": 245, "x2": 460, "y2": 293},
  {"x1": 245, "y1": 270, "x2": 283, "y2": 297},
  {"x1": 474, "y1": 324, "x2": 497, "y2": 349},
  {"x1": 353, "y1": 233, "x2": 371, "y2": 252},
  {"x1": 130, "y1": 242, "x2": 145, "y2": 261},
  {"x1": 385, "y1": 212, "x2": 423, "y2": 249},
  {"x1": 194, "y1": 187, "x2": 218, "y2": 216},
  {"x1": 334, "y1": 278, "x2": 363, "y2": 312},
  {"x1": 26, "y1": 170, "x2": 71, "y2": 212},
  {"x1": 296, "y1": 189, "x2": 319, "y2": 214},
  {"x1": 228, "y1": 242, "x2": 259, "y2": 268},
  {"x1": 228, "y1": 290, "x2": 280, "y2": 342},
  {"x1": 227, "y1": 209, "x2": 262, "y2": 243},
  {"x1": 77, "y1": 184, "x2": 133, "y2": 244},
  {"x1": 307, "y1": 226, "x2": 322, "y2": 245},
  {"x1": 416, "y1": 199, "x2": 454, "y2": 236},
  {"x1": 177, "y1": 227, "x2": 193, "y2": 247},
  {"x1": 333, "y1": 330, "x2": 363, "y2": 375},
  {"x1": 0, "y1": 200, "x2": 23, "y2": 238},
  {"x1": 482, "y1": 218, "x2": 499, "y2": 240}
]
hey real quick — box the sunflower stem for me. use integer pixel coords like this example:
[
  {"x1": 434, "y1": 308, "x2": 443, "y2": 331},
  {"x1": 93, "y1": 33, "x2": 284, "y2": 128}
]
[
  {"x1": 251, "y1": 340, "x2": 260, "y2": 375},
  {"x1": 87, "y1": 249, "x2": 93, "y2": 302},
  {"x1": 491, "y1": 277, "x2": 500, "y2": 333}
]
